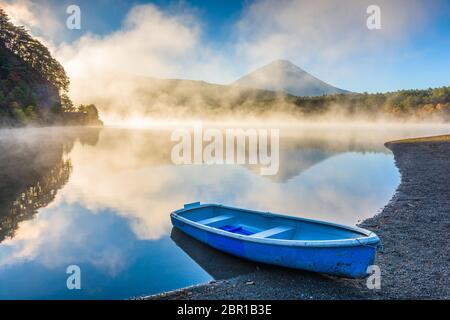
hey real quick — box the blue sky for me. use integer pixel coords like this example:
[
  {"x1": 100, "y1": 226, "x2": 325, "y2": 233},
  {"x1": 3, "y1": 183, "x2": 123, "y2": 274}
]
[
  {"x1": 3, "y1": 0, "x2": 450, "y2": 93},
  {"x1": 37, "y1": 0, "x2": 247, "y2": 43}
]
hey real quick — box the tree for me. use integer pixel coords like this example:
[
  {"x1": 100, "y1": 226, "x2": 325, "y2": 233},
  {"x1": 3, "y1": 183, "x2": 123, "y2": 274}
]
[
  {"x1": 0, "y1": 9, "x2": 70, "y2": 93},
  {"x1": 10, "y1": 102, "x2": 25, "y2": 122},
  {"x1": 24, "y1": 105, "x2": 37, "y2": 121},
  {"x1": 78, "y1": 104, "x2": 100, "y2": 122},
  {"x1": 60, "y1": 93, "x2": 75, "y2": 112}
]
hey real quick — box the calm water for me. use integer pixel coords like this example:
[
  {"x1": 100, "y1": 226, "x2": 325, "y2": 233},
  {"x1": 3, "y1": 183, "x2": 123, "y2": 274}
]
[{"x1": 0, "y1": 124, "x2": 448, "y2": 299}]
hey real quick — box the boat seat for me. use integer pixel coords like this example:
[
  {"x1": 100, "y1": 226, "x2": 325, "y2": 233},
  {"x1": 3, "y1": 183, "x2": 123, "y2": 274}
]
[
  {"x1": 250, "y1": 226, "x2": 294, "y2": 239},
  {"x1": 197, "y1": 215, "x2": 234, "y2": 227}
]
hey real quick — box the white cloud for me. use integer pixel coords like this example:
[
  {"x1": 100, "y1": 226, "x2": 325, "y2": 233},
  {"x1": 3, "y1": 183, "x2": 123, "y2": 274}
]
[
  {"x1": 58, "y1": 4, "x2": 200, "y2": 80},
  {"x1": 233, "y1": 0, "x2": 430, "y2": 72},
  {"x1": 0, "y1": 0, "x2": 434, "y2": 82},
  {"x1": 0, "y1": 0, "x2": 436, "y2": 119},
  {"x1": 0, "y1": 0, "x2": 62, "y2": 41}
]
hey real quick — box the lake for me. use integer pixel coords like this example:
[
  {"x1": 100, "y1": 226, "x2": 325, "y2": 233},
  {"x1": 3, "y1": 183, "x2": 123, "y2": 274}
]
[{"x1": 0, "y1": 124, "x2": 448, "y2": 299}]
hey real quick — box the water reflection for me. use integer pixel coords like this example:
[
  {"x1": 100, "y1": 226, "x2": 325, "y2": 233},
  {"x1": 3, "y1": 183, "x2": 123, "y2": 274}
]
[
  {"x1": 0, "y1": 124, "x2": 448, "y2": 299},
  {"x1": 0, "y1": 128, "x2": 101, "y2": 243},
  {"x1": 0, "y1": 161, "x2": 72, "y2": 242},
  {"x1": 170, "y1": 227, "x2": 257, "y2": 279}
]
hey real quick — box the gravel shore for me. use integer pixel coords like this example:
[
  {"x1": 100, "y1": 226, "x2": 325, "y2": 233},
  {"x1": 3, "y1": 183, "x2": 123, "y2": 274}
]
[{"x1": 145, "y1": 135, "x2": 450, "y2": 300}]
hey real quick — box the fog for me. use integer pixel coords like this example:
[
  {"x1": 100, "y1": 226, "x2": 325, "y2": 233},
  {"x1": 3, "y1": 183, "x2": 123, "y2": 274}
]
[
  {"x1": 1, "y1": 0, "x2": 444, "y2": 125},
  {"x1": 1, "y1": 124, "x2": 450, "y2": 277},
  {"x1": 57, "y1": 0, "x2": 436, "y2": 125},
  {"x1": 1, "y1": 1, "x2": 449, "y2": 300}
]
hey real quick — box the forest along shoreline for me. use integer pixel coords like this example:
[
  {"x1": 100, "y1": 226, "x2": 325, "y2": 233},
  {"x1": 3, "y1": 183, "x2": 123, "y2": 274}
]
[
  {"x1": 142, "y1": 135, "x2": 450, "y2": 300},
  {"x1": 0, "y1": 9, "x2": 102, "y2": 128}
]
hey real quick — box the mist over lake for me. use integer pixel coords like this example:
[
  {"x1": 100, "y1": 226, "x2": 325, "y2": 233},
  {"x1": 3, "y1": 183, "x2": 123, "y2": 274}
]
[
  {"x1": 0, "y1": 124, "x2": 448, "y2": 299},
  {"x1": 0, "y1": 0, "x2": 449, "y2": 302}
]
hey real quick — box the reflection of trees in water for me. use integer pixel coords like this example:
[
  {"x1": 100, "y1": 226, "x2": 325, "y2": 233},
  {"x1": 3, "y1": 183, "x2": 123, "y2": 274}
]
[
  {"x1": 0, "y1": 127, "x2": 101, "y2": 243},
  {"x1": 0, "y1": 160, "x2": 72, "y2": 242}
]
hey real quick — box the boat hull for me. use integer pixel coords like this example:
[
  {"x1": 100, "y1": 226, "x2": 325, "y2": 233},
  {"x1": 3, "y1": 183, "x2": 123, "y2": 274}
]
[{"x1": 171, "y1": 214, "x2": 377, "y2": 278}]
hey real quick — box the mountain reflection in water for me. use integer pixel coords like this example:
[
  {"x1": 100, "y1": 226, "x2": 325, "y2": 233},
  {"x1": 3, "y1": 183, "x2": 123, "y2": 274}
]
[{"x1": 0, "y1": 124, "x2": 448, "y2": 299}]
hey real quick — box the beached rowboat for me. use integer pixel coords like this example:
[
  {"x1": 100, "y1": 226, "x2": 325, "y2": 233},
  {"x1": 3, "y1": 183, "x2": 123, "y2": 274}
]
[{"x1": 171, "y1": 203, "x2": 380, "y2": 278}]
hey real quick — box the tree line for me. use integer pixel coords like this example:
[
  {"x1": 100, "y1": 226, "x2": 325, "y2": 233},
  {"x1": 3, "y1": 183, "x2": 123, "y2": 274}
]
[
  {"x1": 0, "y1": 8, "x2": 102, "y2": 126},
  {"x1": 0, "y1": 8, "x2": 69, "y2": 92},
  {"x1": 291, "y1": 86, "x2": 450, "y2": 121}
]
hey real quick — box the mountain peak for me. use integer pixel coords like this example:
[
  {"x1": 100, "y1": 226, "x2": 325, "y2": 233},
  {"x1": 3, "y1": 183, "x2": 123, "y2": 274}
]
[
  {"x1": 267, "y1": 59, "x2": 302, "y2": 69},
  {"x1": 272, "y1": 59, "x2": 293, "y2": 64},
  {"x1": 270, "y1": 59, "x2": 297, "y2": 66},
  {"x1": 233, "y1": 60, "x2": 349, "y2": 97}
]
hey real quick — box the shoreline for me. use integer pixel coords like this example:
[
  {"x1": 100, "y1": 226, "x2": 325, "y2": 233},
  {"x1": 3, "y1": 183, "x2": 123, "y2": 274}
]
[
  {"x1": 0, "y1": 124, "x2": 104, "y2": 131},
  {"x1": 143, "y1": 135, "x2": 450, "y2": 300}
]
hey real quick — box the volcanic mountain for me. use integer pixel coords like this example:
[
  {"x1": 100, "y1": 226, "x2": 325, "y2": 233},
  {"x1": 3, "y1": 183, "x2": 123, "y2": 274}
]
[{"x1": 233, "y1": 59, "x2": 350, "y2": 97}]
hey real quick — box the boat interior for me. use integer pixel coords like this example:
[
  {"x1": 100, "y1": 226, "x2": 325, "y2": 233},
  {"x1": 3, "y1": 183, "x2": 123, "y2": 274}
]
[{"x1": 177, "y1": 205, "x2": 367, "y2": 241}]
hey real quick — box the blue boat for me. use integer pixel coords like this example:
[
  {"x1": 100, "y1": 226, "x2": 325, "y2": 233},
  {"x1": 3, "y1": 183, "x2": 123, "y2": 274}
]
[{"x1": 171, "y1": 203, "x2": 380, "y2": 278}]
